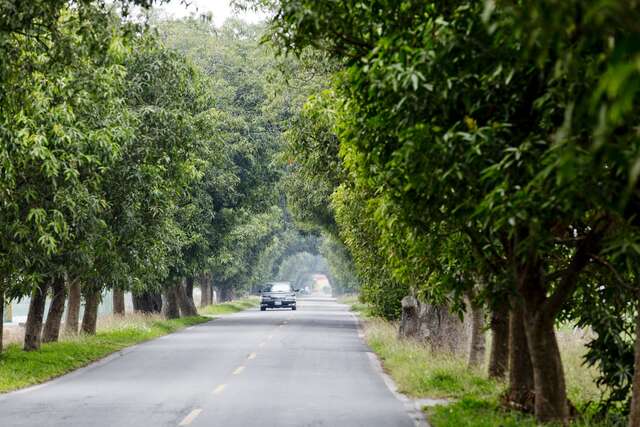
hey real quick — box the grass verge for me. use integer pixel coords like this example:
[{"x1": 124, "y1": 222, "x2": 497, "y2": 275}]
[
  {"x1": 353, "y1": 305, "x2": 611, "y2": 426},
  {"x1": 198, "y1": 296, "x2": 259, "y2": 316},
  {"x1": 0, "y1": 315, "x2": 208, "y2": 394}
]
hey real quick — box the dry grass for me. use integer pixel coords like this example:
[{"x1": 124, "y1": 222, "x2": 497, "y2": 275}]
[
  {"x1": 358, "y1": 310, "x2": 601, "y2": 407},
  {"x1": 356, "y1": 309, "x2": 611, "y2": 426},
  {"x1": 95, "y1": 312, "x2": 164, "y2": 333},
  {"x1": 362, "y1": 316, "x2": 499, "y2": 399},
  {"x1": 3, "y1": 312, "x2": 168, "y2": 348},
  {"x1": 556, "y1": 324, "x2": 602, "y2": 406},
  {"x1": 2, "y1": 325, "x2": 24, "y2": 348},
  {"x1": 337, "y1": 294, "x2": 360, "y2": 305}
]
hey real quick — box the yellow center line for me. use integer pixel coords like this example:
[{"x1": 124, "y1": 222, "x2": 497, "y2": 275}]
[
  {"x1": 179, "y1": 408, "x2": 202, "y2": 426},
  {"x1": 212, "y1": 384, "x2": 226, "y2": 395},
  {"x1": 233, "y1": 366, "x2": 245, "y2": 375},
  {"x1": 248, "y1": 352, "x2": 257, "y2": 360}
]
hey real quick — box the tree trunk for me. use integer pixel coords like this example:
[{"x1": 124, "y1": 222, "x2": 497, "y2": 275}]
[
  {"x1": 185, "y1": 276, "x2": 194, "y2": 301},
  {"x1": 212, "y1": 286, "x2": 219, "y2": 304},
  {"x1": 505, "y1": 299, "x2": 534, "y2": 412},
  {"x1": 399, "y1": 295, "x2": 420, "y2": 338},
  {"x1": 133, "y1": 291, "x2": 162, "y2": 313},
  {"x1": 518, "y1": 226, "x2": 602, "y2": 424},
  {"x1": 162, "y1": 284, "x2": 180, "y2": 319},
  {"x1": 489, "y1": 305, "x2": 510, "y2": 379},
  {"x1": 629, "y1": 306, "x2": 640, "y2": 427},
  {"x1": 81, "y1": 288, "x2": 100, "y2": 335},
  {"x1": 176, "y1": 278, "x2": 198, "y2": 317},
  {"x1": 519, "y1": 261, "x2": 569, "y2": 423},
  {"x1": 206, "y1": 275, "x2": 214, "y2": 305},
  {"x1": 467, "y1": 299, "x2": 486, "y2": 369},
  {"x1": 199, "y1": 274, "x2": 211, "y2": 308},
  {"x1": 113, "y1": 287, "x2": 125, "y2": 315},
  {"x1": 398, "y1": 294, "x2": 468, "y2": 353},
  {"x1": 219, "y1": 285, "x2": 234, "y2": 302},
  {"x1": 42, "y1": 276, "x2": 67, "y2": 343},
  {"x1": 524, "y1": 310, "x2": 569, "y2": 422},
  {"x1": 24, "y1": 281, "x2": 49, "y2": 351},
  {"x1": 64, "y1": 279, "x2": 81, "y2": 334}
]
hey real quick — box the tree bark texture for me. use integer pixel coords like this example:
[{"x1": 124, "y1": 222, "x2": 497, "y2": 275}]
[
  {"x1": 629, "y1": 307, "x2": 640, "y2": 427},
  {"x1": 524, "y1": 311, "x2": 569, "y2": 423},
  {"x1": 81, "y1": 288, "x2": 100, "y2": 335},
  {"x1": 489, "y1": 305, "x2": 510, "y2": 379},
  {"x1": 505, "y1": 299, "x2": 534, "y2": 412},
  {"x1": 42, "y1": 276, "x2": 67, "y2": 343},
  {"x1": 132, "y1": 291, "x2": 162, "y2": 313},
  {"x1": 176, "y1": 278, "x2": 198, "y2": 317},
  {"x1": 24, "y1": 281, "x2": 49, "y2": 351},
  {"x1": 467, "y1": 299, "x2": 486, "y2": 369},
  {"x1": 64, "y1": 279, "x2": 81, "y2": 334},
  {"x1": 162, "y1": 284, "x2": 180, "y2": 319},
  {"x1": 519, "y1": 260, "x2": 569, "y2": 423},
  {"x1": 398, "y1": 294, "x2": 469, "y2": 354},
  {"x1": 113, "y1": 287, "x2": 125, "y2": 315},
  {"x1": 517, "y1": 225, "x2": 603, "y2": 423},
  {"x1": 199, "y1": 274, "x2": 211, "y2": 308},
  {"x1": 219, "y1": 285, "x2": 234, "y2": 302},
  {"x1": 185, "y1": 276, "x2": 194, "y2": 302}
]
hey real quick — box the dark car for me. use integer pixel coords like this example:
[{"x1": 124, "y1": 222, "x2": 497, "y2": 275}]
[{"x1": 260, "y1": 282, "x2": 296, "y2": 311}]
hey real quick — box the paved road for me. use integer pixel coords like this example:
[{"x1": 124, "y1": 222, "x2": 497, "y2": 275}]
[{"x1": 0, "y1": 297, "x2": 417, "y2": 427}]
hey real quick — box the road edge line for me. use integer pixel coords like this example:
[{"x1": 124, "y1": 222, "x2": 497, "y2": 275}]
[{"x1": 350, "y1": 312, "x2": 430, "y2": 427}]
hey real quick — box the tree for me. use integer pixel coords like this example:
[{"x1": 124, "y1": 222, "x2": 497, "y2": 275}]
[{"x1": 263, "y1": 0, "x2": 640, "y2": 423}]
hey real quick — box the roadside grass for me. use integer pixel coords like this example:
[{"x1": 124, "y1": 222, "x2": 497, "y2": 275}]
[
  {"x1": 337, "y1": 294, "x2": 372, "y2": 315},
  {"x1": 198, "y1": 296, "x2": 259, "y2": 316},
  {"x1": 0, "y1": 315, "x2": 208, "y2": 393},
  {"x1": 337, "y1": 294, "x2": 359, "y2": 305},
  {"x1": 364, "y1": 317, "x2": 499, "y2": 400},
  {"x1": 353, "y1": 303, "x2": 613, "y2": 426}
]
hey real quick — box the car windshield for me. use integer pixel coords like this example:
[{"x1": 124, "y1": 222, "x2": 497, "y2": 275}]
[{"x1": 264, "y1": 284, "x2": 290, "y2": 293}]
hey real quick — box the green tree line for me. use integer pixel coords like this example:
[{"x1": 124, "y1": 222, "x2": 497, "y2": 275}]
[
  {"x1": 247, "y1": 0, "x2": 640, "y2": 425},
  {"x1": 0, "y1": 1, "x2": 337, "y2": 357}
]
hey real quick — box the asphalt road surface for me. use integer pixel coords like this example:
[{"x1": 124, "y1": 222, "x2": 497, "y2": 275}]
[{"x1": 0, "y1": 297, "x2": 418, "y2": 427}]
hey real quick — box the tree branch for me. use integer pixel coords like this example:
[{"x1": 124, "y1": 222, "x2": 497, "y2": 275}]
[{"x1": 543, "y1": 218, "x2": 609, "y2": 318}]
